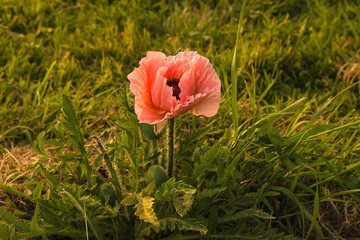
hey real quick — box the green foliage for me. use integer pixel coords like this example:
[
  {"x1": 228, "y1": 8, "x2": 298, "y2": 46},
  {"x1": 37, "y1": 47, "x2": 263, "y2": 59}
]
[
  {"x1": 62, "y1": 94, "x2": 86, "y2": 157},
  {"x1": 0, "y1": 222, "x2": 12, "y2": 239},
  {"x1": 155, "y1": 178, "x2": 197, "y2": 217},
  {"x1": 219, "y1": 208, "x2": 275, "y2": 223},
  {"x1": 134, "y1": 193, "x2": 159, "y2": 227},
  {"x1": 1, "y1": 0, "x2": 360, "y2": 239},
  {"x1": 145, "y1": 165, "x2": 167, "y2": 187},
  {"x1": 159, "y1": 217, "x2": 207, "y2": 235},
  {"x1": 8, "y1": 87, "x2": 360, "y2": 238}
]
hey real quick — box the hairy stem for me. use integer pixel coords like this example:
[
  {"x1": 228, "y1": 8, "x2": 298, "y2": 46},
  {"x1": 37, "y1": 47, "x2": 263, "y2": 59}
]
[{"x1": 166, "y1": 118, "x2": 175, "y2": 178}]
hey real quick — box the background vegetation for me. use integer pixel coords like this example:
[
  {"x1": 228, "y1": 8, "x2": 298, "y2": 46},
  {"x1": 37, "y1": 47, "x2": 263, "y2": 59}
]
[{"x1": 1, "y1": 0, "x2": 360, "y2": 239}]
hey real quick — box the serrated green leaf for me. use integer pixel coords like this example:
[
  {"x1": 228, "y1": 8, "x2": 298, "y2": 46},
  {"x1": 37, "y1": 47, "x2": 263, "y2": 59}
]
[
  {"x1": 32, "y1": 181, "x2": 44, "y2": 199},
  {"x1": 0, "y1": 182, "x2": 32, "y2": 201},
  {"x1": 121, "y1": 194, "x2": 137, "y2": 206},
  {"x1": 196, "y1": 187, "x2": 227, "y2": 200},
  {"x1": 59, "y1": 153, "x2": 82, "y2": 161},
  {"x1": 219, "y1": 208, "x2": 275, "y2": 223},
  {"x1": 117, "y1": 85, "x2": 131, "y2": 113},
  {"x1": 134, "y1": 193, "x2": 159, "y2": 226},
  {"x1": 0, "y1": 208, "x2": 30, "y2": 233},
  {"x1": 62, "y1": 94, "x2": 79, "y2": 129},
  {"x1": 155, "y1": 178, "x2": 196, "y2": 217},
  {"x1": 39, "y1": 165, "x2": 59, "y2": 186},
  {"x1": 180, "y1": 161, "x2": 193, "y2": 177},
  {"x1": 61, "y1": 94, "x2": 86, "y2": 156},
  {"x1": 33, "y1": 131, "x2": 48, "y2": 156},
  {"x1": 38, "y1": 204, "x2": 64, "y2": 228},
  {"x1": 44, "y1": 139, "x2": 64, "y2": 147},
  {"x1": 159, "y1": 217, "x2": 208, "y2": 235},
  {"x1": 208, "y1": 206, "x2": 218, "y2": 232},
  {"x1": 30, "y1": 204, "x2": 40, "y2": 232},
  {"x1": 60, "y1": 187, "x2": 102, "y2": 239},
  {"x1": 142, "y1": 182, "x2": 156, "y2": 196},
  {"x1": 0, "y1": 222, "x2": 12, "y2": 239}
]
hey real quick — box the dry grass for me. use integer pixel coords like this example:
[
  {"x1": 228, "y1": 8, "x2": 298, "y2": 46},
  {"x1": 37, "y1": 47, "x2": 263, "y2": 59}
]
[
  {"x1": 0, "y1": 137, "x2": 105, "y2": 205},
  {"x1": 0, "y1": 145, "x2": 39, "y2": 214},
  {"x1": 319, "y1": 194, "x2": 360, "y2": 239},
  {"x1": 0, "y1": 145, "x2": 39, "y2": 184},
  {"x1": 339, "y1": 58, "x2": 360, "y2": 93}
]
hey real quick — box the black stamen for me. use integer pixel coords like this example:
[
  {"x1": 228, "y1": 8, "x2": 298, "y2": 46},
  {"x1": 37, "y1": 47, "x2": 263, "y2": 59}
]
[{"x1": 166, "y1": 78, "x2": 181, "y2": 101}]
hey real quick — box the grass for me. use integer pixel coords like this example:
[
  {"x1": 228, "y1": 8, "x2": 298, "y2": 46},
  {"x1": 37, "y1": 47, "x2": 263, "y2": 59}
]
[{"x1": 1, "y1": 0, "x2": 360, "y2": 239}]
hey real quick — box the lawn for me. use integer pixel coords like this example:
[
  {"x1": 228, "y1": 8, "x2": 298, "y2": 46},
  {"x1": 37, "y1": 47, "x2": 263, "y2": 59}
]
[{"x1": 1, "y1": 0, "x2": 360, "y2": 239}]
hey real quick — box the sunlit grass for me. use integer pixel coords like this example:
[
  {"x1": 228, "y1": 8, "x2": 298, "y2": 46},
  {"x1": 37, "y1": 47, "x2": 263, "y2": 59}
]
[{"x1": 1, "y1": 0, "x2": 360, "y2": 239}]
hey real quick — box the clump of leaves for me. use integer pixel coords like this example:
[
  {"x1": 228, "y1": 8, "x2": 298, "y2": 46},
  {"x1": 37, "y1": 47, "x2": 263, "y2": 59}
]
[
  {"x1": 0, "y1": 91, "x2": 291, "y2": 239},
  {"x1": 3, "y1": 79, "x2": 360, "y2": 240}
]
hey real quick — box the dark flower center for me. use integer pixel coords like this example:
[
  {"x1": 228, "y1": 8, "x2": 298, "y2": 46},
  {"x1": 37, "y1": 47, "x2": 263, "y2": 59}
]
[{"x1": 166, "y1": 78, "x2": 181, "y2": 101}]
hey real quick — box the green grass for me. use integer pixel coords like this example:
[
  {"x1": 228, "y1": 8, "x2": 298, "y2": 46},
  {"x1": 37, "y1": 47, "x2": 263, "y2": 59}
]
[{"x1": 1, "y1": 0, "x2": 360, "y2": 239}]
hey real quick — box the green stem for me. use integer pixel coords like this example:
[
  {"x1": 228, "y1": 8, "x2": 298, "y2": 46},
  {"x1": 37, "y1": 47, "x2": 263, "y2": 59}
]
[{"x1": 166, "y1": 118, "x2": 175, "y2": 178}]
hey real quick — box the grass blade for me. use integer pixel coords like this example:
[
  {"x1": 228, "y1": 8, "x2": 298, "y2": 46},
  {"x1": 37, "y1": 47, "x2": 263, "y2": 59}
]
[{"x1": 231, "y1": 0, "x2": 247, "y2": 129}]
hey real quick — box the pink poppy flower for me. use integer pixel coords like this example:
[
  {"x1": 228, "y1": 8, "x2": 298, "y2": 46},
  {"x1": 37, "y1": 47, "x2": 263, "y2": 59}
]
[{"x1": 128, "y1": 51, "x2": 221, "y2": 124}]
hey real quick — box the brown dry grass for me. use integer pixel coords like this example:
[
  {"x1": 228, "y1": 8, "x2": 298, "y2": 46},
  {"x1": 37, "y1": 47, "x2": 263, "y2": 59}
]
[
  {"x1": 339, "y1": 59, "x2": 360, "y2": 93},
  {"x1": 0, "y1": 145, "x2": 39, "y2": 184},
  {"x1": 0, "y1": 145, "x2": 39, "y2": 214},
  {"x1": 0, "y1": 137, "x2": 105, "y2": 208},
  {"x1": 319, "y1": 194, "x2": 360, "y2": 239}
]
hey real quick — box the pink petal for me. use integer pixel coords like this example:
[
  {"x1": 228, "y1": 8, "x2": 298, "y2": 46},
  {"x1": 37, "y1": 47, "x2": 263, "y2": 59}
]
[
  {"x1": 173, "y1": 52, "x2": 221, "y2": 118},
  {"x1": 128, "y1": 51, "x2": 221, "y2": 124},
  {"x1": 166, "y1": 51, "x2": 198, "y2": 62},
  {"x1": 151, "y1": 66, "x2": 173, "y2": 112},
  {"x1": 178, "y1": 70, "x2": 195, "y2": 102},
  {"x1": 165, "y1": 51, "x2": 197, "y2": 80},
  {"x1": 128, "y1": 51, "x2": 166, "y2": 99},
  {"x1": 128, "y1": 52, "x2": 167, "y2": 123},
  {"x1": 193, "y1": 55, "x2": 221, "y2": 93},
  {"x1": 135, "y1": 97, "x2": 166, "y2": 124},
  {"x1": 189, "y1": 89, "x2": 221, "y2": 117}
]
